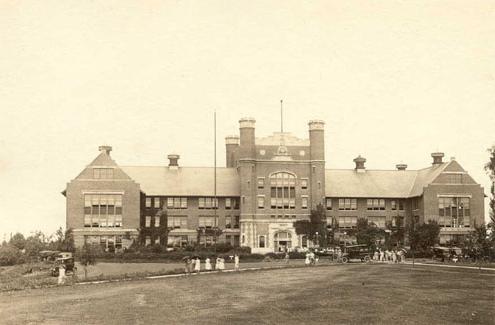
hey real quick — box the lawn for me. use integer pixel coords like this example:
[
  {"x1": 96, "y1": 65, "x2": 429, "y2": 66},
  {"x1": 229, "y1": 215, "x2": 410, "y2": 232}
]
[{"x1": 0, "y1": 264, "x2": 493, "y2": 324}]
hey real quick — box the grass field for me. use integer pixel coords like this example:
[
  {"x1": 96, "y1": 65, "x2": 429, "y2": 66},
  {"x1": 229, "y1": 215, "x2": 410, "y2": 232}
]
[{"x1": 0, "y1": 263, "x2": 493, "y2": 324}]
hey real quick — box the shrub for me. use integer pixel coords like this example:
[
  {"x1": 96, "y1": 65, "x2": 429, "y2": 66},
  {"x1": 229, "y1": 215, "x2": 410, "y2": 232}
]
[{"x1": 0, "y1": 245, "x2": 24, "y2": 266}]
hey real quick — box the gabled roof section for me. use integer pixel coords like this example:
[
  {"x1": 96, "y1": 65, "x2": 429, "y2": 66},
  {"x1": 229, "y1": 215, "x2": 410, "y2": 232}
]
[
  {"x1": 325, "y1": 161, "x2": 458, "y2": 198},
  {"x1": 73, "y1": 147, "x2": 133, "y2": 181},
  {"x1": 120, "y1": 166, "x2": 240, "y2": 196},
  {"x1": 325, "y1": 169, "x2": 418, "y2": 198},
  {"x1": 88, "y1": 151, "x2": 118, "y2": 167},
  {"x1": 408, "y1": 162, "x2": 448, "y2": 197}
]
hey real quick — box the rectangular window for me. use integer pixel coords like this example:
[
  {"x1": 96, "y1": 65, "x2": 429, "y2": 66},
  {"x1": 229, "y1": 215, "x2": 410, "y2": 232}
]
[
  {"x1": 257, "y1": 196, "x2": 265, "y2": 209},
  {"x1": 154, "y1": 237, "x2": 160, "y2": 245},
  {"x1": 258, "y1": 178, "x2": 265, "y2": 189},
  {"x1": 154, "y1": 197, "x2": 161, "y2": 209},
  {"x1": 167, "y1": 216, "x2": 188, "y2": 229},
  {"x1": 93, "y1": 168, "x2": 114, "y2": 179},
  {"x1": 225, "y1": 216, "x2": 232, "y2": 229},
  {"x1": 198, "y1": 216, "x2": 217, "y2": 228},
  {"x1": 339, "y1": 198, "x2": 357, "y2": 210},
  {"x1": 326, "y1": 198, "x2": 332, "y2": 210},
  {"x1": 198, "y1": 197, "x2": 218, "y2": 209},
  {"x1": 233, "y1": 198, "x2": 240, "y2": 209},
  {"x1": 302, "y1": 196, "x2": 308, "y2": 209},
  {"x1": 83, "y1": 194, "x2": 123, "y2": 228},
  {"x1": 155, "y1": 216, "x2": 160, "y2": 227},
  {"x1": 167, "y1": 197, "x2": 187, "y2": 209},
  {"x1": 259, "y1": 236, "x2": 265, "y2": 248},
  {"x1": 338, "y1": 216, "x2": 358, "y2": 228},
  {"x1": 301, "y1": 179, "x2": 308, "y2": 189},
  {"x1": 225, "y1": 235, "x2": 232, "y2": 245},
  {"x1": 84, "y1": 215, "x2": 91, "y2": 227},
  {"x1": 368, "y1": 216, "x2": 386, "y2": 228},
  {"x1": 146, "y1": 197, "x2": 152, "y2": 208},
  {"x1": 145, "y1": 236, "x2": 151, "y2": 246},
  {"x1": 234, "y1": 216, "x2": 240, "y2": 229},
  {"x1": 391, "y1": 200, "x2": 397, "y2": 210},
  {"x1": 145, "y1": 216, "x2": 151, "y2": 228},
  {"x1": 225, "y1": 198, "x2": 231, "y2": 209},
  {"x1": 367, "y1": 199, "x2": 385, "y2": 210}
]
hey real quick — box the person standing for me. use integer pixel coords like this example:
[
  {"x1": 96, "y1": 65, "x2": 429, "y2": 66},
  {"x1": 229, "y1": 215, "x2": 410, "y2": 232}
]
[
  {"x1": 379, "y1": 249, "x2": 385, "y2": 262},
  {"x1": 215, "y1": 256, "x2": 221, "y2": 270},
  {"x1": 284, "y1": 252, "x2": 290, "y2": 264},
  {"x1": 305, "y1": 252, "x2": 311, "y2": 266},
  {"x1": 57, "y1": 264, "x2": 66, "y2": 285},
  {"x1": 219, "y1": 257, "x2": 225, "y2": 271},
  {"x1": 392, "y1": 250, "x2": 397, "y2": 263},
  {"x1": 194, "y1": 257, "x2": 201, "y2": 273},
  {"x1": 205, "y1": 257, "x2": 212, "y2": 271},
  {"x1": 373, "y1": 250, "x2": 379, "y2": 262},
  {"x1": 234, "y1": 254, "x2": 240, "y2": 271}
]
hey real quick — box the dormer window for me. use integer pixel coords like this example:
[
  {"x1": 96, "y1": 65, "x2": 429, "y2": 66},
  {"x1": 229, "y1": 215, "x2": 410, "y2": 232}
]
[{"x1": 93, "y1": 168, "x2": 113, "y2": 179}]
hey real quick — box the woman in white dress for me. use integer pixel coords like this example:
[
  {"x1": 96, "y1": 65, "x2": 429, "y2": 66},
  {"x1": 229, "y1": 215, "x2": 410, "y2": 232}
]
[
  {"x1": 234, "y1": 255, "x2": 240, "y2": 271},
  {"x1": 205, "y1": 257, "x2": 212, "y2": 271},
  {"x1": 305, "y1": 253, "x2": 311, "y2": 266},
  {"x1": 219, "y1": 257, "x2": 225, "y2": 271},
  {"x1": 392, "y1": 250, "x2": 397, "y2": 263},
  {"x1": 194, "y1": 258, "x2": 201, "y2": 273}
]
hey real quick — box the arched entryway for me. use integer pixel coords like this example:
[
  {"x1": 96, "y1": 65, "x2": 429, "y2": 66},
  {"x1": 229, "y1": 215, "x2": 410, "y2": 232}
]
[{"x1": 274, "y1": 231, "x2": 292, "y2": 252}]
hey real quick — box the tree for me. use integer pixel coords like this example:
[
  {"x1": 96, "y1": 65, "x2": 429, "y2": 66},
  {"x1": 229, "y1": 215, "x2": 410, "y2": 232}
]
[
  {"x1": 385, "y1": 220, "x2": 405, "y2": 249},
  {"x1": 60, "y1": 228, "x2": 75, "y2": 252},
  {"x1": 294, "y1": 204, "x2": 328, "y2": 247},
  {"x1": 9, "y1": 232, "x2": 26, "y2": 250},
  {"x1": 79, "y1": 243, "x2": 99, "y2": 279},
  {"x1": 408, "y1": 220, "x2": 440, "y2": 252},
  {"x1": 485, "y1": 145, "x2": 495, "y2": 241},
  {"x1": 348, "y1": 218, "x2": 385, "y2": 250},
  {"x1": 0, "y1": 245, "x2": 23, "y2": 266},
  {"x1": 24, "y1": 231, "x2": 47, "y2": 256},
  {"x1": 156, "y1": 209, "x2": 168, "y2": 246}
]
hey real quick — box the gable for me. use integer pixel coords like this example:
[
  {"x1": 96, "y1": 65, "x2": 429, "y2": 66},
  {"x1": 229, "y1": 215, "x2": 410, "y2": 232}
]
[
  {"x1": 431, "y1": 160, "x2": 477, "y2": 185},
  {"x1": 74, "y1": 151, "x2": 132, "y2": 181},
  {"x1": 442, "y1": 160, "x2": 465, "y2": 172}
]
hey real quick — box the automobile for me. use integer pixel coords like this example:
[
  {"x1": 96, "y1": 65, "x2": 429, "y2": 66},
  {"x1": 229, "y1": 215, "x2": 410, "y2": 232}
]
[
  {"x1": 341, "y1": 244, "x2": 372, "y2": 263},
  {"x1": 50, "y1": 252, "x2": 77, "y2": 277}
]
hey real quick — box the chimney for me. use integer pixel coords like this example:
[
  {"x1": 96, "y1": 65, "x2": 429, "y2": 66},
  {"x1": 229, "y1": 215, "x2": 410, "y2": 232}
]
[
  {"x1": 431, "y1": 152, "x2": 444, "y2": 165},
  {"x1": 396, "y1": 163, "x2": 407, "y2": 171},
  {"x1": 225, "y1": 135, "x2": 240, "y2": 168},
  {"x1": 168, "y1": 154, "x2": 180, "y2": 169},
  {"x1": 353, "y1": 155, "x2": 366, "y2": 172},
  {"x1": 99, "y1": 145, "x2": 112, "y2": 154}
]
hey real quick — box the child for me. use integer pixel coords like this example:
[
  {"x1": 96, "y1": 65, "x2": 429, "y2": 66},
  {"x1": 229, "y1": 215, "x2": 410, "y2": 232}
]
[{"x1": 205, "y1": 257, "x2": 212, "y2": 271}]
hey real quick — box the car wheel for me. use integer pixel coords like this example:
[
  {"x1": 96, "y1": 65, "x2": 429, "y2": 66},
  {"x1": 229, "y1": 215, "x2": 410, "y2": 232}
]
[
  {"x1": 364, "y1": 256, "x2": 370, "y2": 263},
  {"x1": 342, "y1": 257, "x2": 349, "y2": 263}
]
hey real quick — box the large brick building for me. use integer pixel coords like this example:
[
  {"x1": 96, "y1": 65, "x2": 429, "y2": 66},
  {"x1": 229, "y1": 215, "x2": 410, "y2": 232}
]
[{"x1": 63, "y1": 118, "x2": 485, "y2": 253}]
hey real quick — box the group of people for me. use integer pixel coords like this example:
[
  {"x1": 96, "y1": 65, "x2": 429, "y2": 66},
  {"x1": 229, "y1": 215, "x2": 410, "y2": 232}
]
[
  {"x1": 183, "y1": 255, "x2": 240, "y2": 274},
  {"x1": 373, "y1": 248, "x2": 406, "y2": 263},
  {"x1": 304, "y1": 251, "x2": 319, "y2": 266}
]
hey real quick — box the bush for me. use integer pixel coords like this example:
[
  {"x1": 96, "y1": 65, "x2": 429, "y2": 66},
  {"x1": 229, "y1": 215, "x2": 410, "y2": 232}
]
[{"x1": 0, "y1": 245, "x2": 24, "y2": 266}]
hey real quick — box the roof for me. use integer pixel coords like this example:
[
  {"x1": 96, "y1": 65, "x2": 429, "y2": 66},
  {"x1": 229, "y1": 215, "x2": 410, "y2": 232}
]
[
  {"x1": 325, "y1": 162, "x2": 449, "y2": 198},
  {"x1": 120, "y1": 166, "x2": 240, "y2": 196}
]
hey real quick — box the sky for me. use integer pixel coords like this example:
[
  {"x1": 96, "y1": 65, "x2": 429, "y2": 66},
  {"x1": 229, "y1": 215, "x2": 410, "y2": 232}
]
[{"x1": 0, "y1": 0, "x2": 494, "y2": 240}]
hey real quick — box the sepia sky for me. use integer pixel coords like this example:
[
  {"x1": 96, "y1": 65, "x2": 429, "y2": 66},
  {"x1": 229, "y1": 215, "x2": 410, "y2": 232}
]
[{"x1": 0, "y1": 0, "x2": 494, "y2": 239}]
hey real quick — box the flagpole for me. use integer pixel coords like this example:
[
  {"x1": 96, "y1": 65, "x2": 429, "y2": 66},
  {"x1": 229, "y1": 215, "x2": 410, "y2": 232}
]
[
  {"x1": 280, "y1": 99, "x2": 283, "y2": 133},
  {"x1": 214, "y1": 110, "x2": 217, "y2": 246}
]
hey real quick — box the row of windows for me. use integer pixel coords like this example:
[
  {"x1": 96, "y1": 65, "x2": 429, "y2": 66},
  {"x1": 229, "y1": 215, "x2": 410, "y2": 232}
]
[
  {"x1": 257, "y1": 177, "x2": 308, "y2": 189},
  {"x1": 325, "y1": 198, "x2": 406, "y2": 211},
  {"x1": 84, "y1": 194, "x2": 123, "y2": 228},
  {"x1": 84, "y1": 235, "x2": 123, "y2": 251},
  {"x1": 335, "y1": 216, "x2": 402, "y2": 229},
  {"x1": 144, "y1": 197, "x2": 239, "y2": 209},
  {"x1": 438, "y1": 215, "x2": 470, "y2": 228},
  {"x1": 438, "y1": 197, "x2": 470, "y2": 217},
  {"x1": 144, "y1": 215, "x2": 240, "y2": 229},
  {"x1": 93, "y1": 168, "x2": 114, "y2": 179},
  {"x1": 165, "y1": 235, "x2": 240, "y2": 247}
]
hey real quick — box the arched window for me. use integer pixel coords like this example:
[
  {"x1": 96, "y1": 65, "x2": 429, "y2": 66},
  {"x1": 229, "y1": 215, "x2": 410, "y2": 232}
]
[{"x1": 270, "y1": 172, "x2": 296, "y2": 209}]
